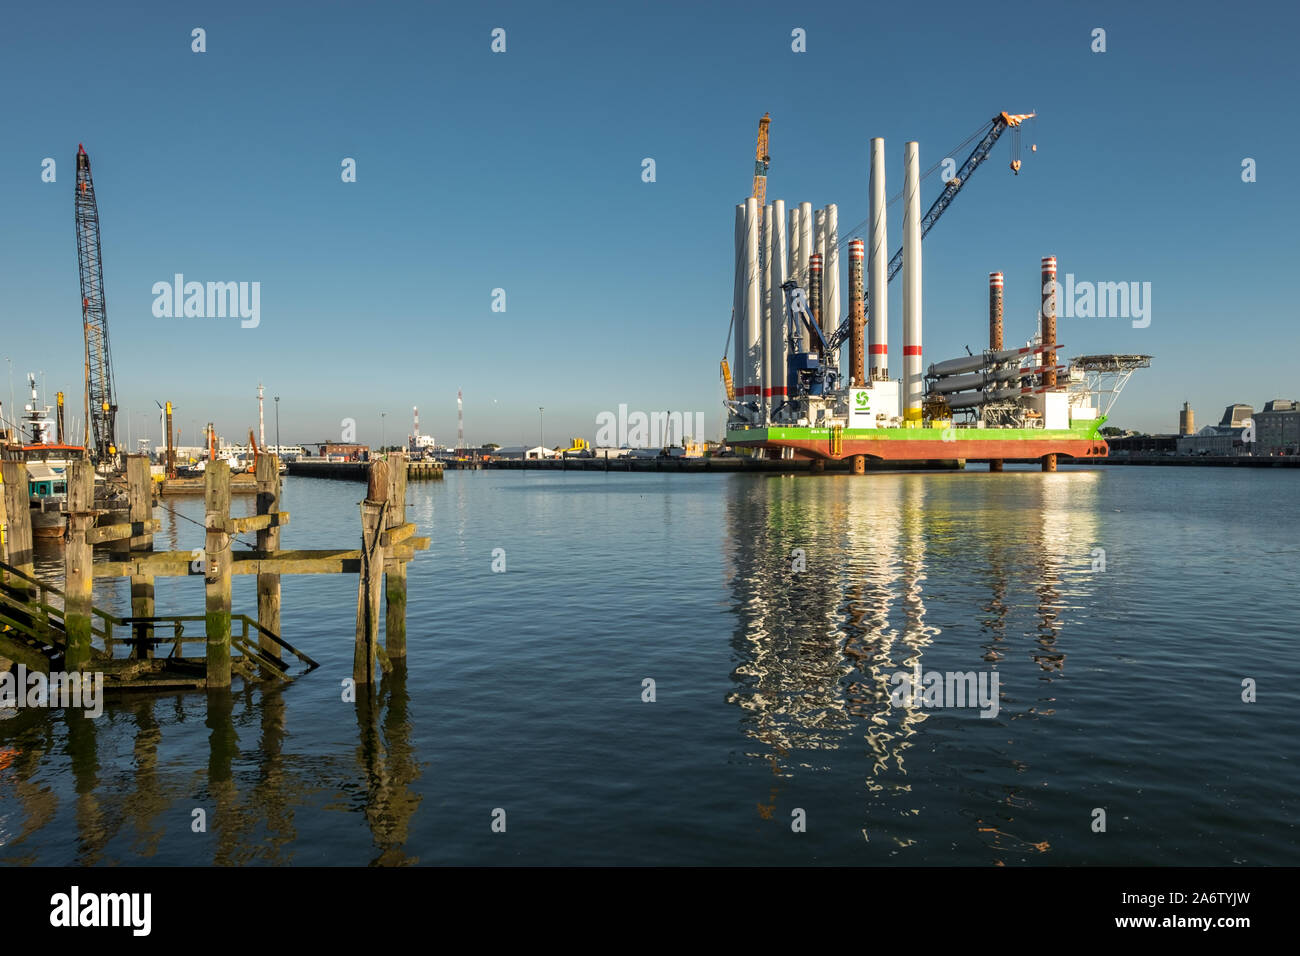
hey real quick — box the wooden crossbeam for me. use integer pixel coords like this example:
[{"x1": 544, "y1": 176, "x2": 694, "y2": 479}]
[
  {"x1": 85, "y1": 518, "x2": 163, "y2": 545},
  {"x1": 379, "y1": 521, "x2": 416, "y2": 547},
  {"x1": 95, "y1": 548, "x2": 366, "y2": 578},
  {"x1": 228, "y1": 511, "x2": 290, "y2": 534}
]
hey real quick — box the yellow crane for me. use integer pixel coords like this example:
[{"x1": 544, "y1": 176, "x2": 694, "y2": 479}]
[
  {"x1": 1002, "y1": 111, "x2": 1035, "y2": 174},
  {"x1": 721, "y1": 112, "x2": 771, "y2": 401},
  {"x1": 753, "y1": 112, "x2": 770, "y2": 211}
]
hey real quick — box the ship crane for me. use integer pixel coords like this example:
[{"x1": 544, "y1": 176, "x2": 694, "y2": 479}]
[
  {"x1": 74, "y1": 144, "x2": 119, "y2": 468},
  {"x1": 822, "y1": 112, "x2": 1034, "y2": 357},
  {"x1": 781, "y1": 281, "x2": 839, "y2": 398}
]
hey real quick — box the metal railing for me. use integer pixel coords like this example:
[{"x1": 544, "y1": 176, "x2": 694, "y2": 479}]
[{"x1": 0, "y1": 559, "x2": 318, "y2": 677}]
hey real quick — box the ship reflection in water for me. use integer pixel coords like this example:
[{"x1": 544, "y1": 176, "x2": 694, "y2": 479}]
[{"x1": 724, "y1": 470, "x2": 1100, "y2": 861}]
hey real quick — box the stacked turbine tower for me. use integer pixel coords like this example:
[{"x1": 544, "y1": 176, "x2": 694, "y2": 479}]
[
  {"x1": 730, "y1": 138, "x2": 933, "y2": 429},
  {"x1": 732, "y1": 200, "x2": 841, "y2": 420}
]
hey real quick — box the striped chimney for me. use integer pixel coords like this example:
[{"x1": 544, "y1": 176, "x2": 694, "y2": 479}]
[
  {"x1": 849, "y1": 239, "x2": 865, "y2": 386},
  {"x1": 989, "y1": 272, "x2": 1004, "y2": 351},
  {"x1": 1040, "y1": 257, "x2": 1057, "y2": 390}
]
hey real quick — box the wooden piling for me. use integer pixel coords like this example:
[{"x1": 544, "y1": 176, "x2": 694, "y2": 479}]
[
  {"x1": 125, "y1": 456, "x2": 154, "y2": 550},
  {"x1": 384, "y1": 453, "x2": 408, "y2": 659},
  {"x1": 256, "y1": 454, "x2": 282, "y2": 661},
  {"x1": 64, "y1": 461, "x2": 95, "y2": 671},
  {"x1": 124, "y1": 456, "x2": 156, "y2": 656},
  {"x1": 354, "y1": 460, "x2": 389, "y2": 684},
  {"x1": 205, "y1": 461, "x2": 233, "y2": 688},
  {"x1": 1, "y1": 461, "x2": 35, "y2": 593}
]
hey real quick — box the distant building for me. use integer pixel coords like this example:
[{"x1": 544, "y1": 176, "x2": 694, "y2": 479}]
[
  {"x1": 492, "y1": 445, "x2": 553, "y2": 460},
  {"x1": 1178, "y1": 424, "x2": 1249, "y2": 457},
  {"x1": 1255, "y1": 399, "x2": 1300, "y2": 455},
  {"x1": 1179, "y1": 402, "x2": 1195, "y2": 436},
  {"x1": 1220, "y1": 403, "x2": 1254, "y2": 427},
  {"x1": 1107, "y1": 434, "x2": 1177, "y2": 456},
  {"x1": 317, "y1": 442, "x2": 369, "y2": 461}
]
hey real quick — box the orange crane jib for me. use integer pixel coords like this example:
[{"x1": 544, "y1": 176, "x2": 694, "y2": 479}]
[{"x1": 752, "y1": 113, "x2": 771, "y2": 212}]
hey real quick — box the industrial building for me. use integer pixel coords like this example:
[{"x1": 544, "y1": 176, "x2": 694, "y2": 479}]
[
  {"x1": 492, "y1": 445, "x2": 553, "y2": 460},
  {"x1": 1177, "y1": 426, "x2": 1248, "y2": 457},
  {"x1": 1107, "y1": 433, "x2": 1177, "y2": 456},
  {"x1": 316, "y1": 442, "x2": 370, "y2": 461},
  {"x1": 1220, "y1": 404, "x2": 1255, "y2": 428},
  {"x1": 1255, "y1": 399, "x2": 1300, "y2": 455}
]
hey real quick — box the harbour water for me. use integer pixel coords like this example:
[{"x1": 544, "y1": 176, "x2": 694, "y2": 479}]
[{"x1": 1, "y1": 467, "x2": 1296, "y2": 865}]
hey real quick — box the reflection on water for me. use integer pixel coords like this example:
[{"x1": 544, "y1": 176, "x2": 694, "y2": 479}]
[
  {"x1": 0, "y1": 670, "x2": 421, "y2": 866},
  {"x1": 2, "y1": 468, "x2": 1295, "y2": 865},
  {"x1": 725, "y1": 472, "x2": 1103, "y2": 856}
]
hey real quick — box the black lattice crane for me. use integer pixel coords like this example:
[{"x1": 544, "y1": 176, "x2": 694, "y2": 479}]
[{"x1": 74, "y1": 144, "x2": 118, "y2": 466}]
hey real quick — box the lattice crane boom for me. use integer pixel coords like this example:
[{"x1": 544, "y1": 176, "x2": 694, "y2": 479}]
[{"x1": 74, "y1": 144, "x2": 118, "y2": 466}]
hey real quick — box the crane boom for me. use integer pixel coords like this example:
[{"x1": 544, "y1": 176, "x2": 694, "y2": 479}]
[
  {"x1": 825, "y1": 112, "x2": 1033, "y2": 353},
  {"x1": 753, "y1": 113, "x2": 771, "y2": 212},
  {"x1": 74, "y1": 144, "x2": 118, "y2": 466}
]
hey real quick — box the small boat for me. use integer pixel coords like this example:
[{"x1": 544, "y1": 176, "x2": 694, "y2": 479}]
[{"x1": 27, "y1": 462, "x2": 69, "y2": 538}]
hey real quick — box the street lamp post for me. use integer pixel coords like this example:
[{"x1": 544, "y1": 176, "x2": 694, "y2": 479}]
[
  {"x1": 4, "y1": 356, "x2": 12, "y2": 436},
  {"x1": 275, "y1": 396, "x2": 280, "y2": 456},
  {"x1": 539, "y1": 407, "x2": 544, "y2": 455},
  {"x1": 380, "y1": 412, "x2": 386, "y2": 454}
]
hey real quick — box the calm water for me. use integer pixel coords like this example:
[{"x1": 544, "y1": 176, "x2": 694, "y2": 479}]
[{"x1": 1, "y1": 466, "x2": 1296, "y2": 866}]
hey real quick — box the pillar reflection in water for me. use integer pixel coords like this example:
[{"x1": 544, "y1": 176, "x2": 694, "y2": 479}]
[{"x1": 354, "y1": 660, "x2": 421, "y2": 865}]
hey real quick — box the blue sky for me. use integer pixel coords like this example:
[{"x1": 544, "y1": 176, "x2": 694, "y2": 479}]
[{"x1": 1, "y1": 0, "x2": 1295, "y2": 446}]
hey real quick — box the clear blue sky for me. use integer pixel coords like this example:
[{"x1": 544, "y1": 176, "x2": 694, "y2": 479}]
[{"x1": 1, "y1": 0, "x2": 1294, "y2": 445}]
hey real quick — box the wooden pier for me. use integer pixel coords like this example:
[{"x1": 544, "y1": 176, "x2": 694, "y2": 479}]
[{"x1": 0, "y1": 453, "x2": 428, "y2": 691}]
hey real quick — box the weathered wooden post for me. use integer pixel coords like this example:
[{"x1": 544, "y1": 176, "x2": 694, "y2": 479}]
[
  {"x1": 256, "y1": 453, "x2": 282, "y2": 661},
  {"x1": 0, "y1": 465, "x2": 6, "y2": 585},
  {"x1": 384, "y1": 452, "x2": 407, "y2": 659},
  {"x1": 0, "y1": 461, "x2": 34, "y2": 594},
  {"x1": 126, "y1": 456, "x2": 155, "y2": 657},
  {"x1": 64, "y1": 461, "x2": 96, "y2": 671},
  {"x1": 125, "y1": 456, "x2": 153, "y2": 550},
  {"x1": 205, "y1": 461, "x2": 233, "y2": 688},
  {"x1": 354, "y1": 459, "x2": 388, "y2": 685}
]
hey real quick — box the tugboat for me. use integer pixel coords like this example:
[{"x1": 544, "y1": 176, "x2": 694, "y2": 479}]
[{"x1": 2, "y1": 374, "x2": 87, "y2": 540}]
